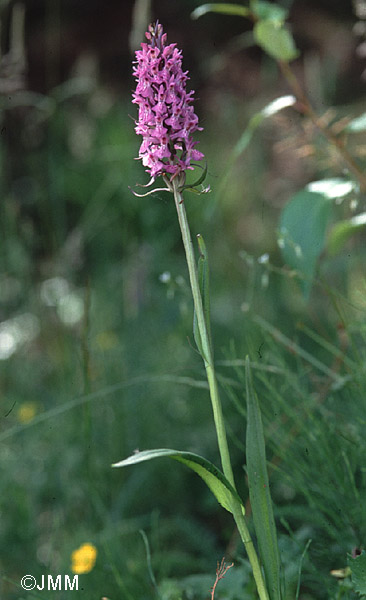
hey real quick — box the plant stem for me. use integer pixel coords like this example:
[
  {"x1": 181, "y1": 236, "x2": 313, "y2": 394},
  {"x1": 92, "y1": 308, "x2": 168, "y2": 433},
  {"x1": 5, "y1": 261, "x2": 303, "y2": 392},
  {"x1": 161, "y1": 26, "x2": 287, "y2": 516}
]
[
  {"x1": 233, "y1": 505, "x2": 270, "y2": 600},
  {"x1": 172, "y1": 179, "x2": 270, "y2": 600},
  {"x1": 173, "y1": 180, "x2": 234, "y2": 485}
]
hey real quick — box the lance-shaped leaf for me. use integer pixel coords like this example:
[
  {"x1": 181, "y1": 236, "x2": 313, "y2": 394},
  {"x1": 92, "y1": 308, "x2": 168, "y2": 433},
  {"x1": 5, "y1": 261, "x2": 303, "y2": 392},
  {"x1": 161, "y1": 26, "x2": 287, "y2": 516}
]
[
  {"x1": 306, "y1": 177, "x2": 356, "y2": 199},
  {"x1": 113, "y1": 449, "x2": 245, "y2": 515},
  {"x1": 217, "y1": 95, "x2": 296, "y2": 200},
  {"x1": 245, "y1": 357, "x2": 281, "y2": 600},
  {"x1": 233, "y1": 95, "x2": 296, "y2": 158},
  {"x1": 193, "y1": 234, "x2": 212, "y2": 359},
  {"x1": 345, "y1": 113, "x2": 366, "y2": 133},
  {"x1": 191, "y1": 3, "x2": 250, "y2": 20}
]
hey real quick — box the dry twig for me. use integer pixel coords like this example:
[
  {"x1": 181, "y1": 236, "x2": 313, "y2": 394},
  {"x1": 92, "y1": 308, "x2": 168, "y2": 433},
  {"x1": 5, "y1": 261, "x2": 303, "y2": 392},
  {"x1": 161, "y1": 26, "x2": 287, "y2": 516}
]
[{"x1": 210, "y1": 557, "x2": 234, "y2": 600}]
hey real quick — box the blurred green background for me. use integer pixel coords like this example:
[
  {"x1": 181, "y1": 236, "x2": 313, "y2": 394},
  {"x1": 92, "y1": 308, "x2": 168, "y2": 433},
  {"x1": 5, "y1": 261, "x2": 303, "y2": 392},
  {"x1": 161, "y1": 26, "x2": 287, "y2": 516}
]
[{"x1": 1, "y1": 0, "x2": 366, "y2": 598}]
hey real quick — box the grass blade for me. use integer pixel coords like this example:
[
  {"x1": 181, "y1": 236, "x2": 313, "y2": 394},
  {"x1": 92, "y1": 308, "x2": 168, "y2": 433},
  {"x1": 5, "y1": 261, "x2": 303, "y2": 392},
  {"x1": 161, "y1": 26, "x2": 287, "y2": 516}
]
[
  {"x1": 295, "y1": 539, "x2": 312, "y2": 600},
  {"x1": 139, "y1": 530, "x2": 160, "y2": 597},
  {"x1": 245, "y1": 356, "x2": 281, "y2": 600}
]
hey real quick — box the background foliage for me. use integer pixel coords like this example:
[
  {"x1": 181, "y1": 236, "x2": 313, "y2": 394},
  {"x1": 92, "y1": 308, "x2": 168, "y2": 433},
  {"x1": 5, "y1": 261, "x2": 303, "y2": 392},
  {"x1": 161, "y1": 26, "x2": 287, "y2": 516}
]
[{"x1": 1, "y1": 0, "x2": 366, "y2": 598}]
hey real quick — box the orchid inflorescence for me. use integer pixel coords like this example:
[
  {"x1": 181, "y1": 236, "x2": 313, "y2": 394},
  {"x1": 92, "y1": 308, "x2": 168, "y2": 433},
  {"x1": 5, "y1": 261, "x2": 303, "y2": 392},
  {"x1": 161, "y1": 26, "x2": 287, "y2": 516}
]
[{"x1": 131, "y1": 21, "x2": 209, "y2": 196}]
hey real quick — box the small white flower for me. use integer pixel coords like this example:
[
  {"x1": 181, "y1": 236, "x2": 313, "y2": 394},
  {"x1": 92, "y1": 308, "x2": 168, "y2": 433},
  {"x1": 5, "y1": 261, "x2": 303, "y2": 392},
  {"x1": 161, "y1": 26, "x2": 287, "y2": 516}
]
[
  {"x1": 258, "y1": 253, "x2": 269, "y2": 264},
  {"x1": 159, "y1": 271, "x2": 171, "y2": 283}
]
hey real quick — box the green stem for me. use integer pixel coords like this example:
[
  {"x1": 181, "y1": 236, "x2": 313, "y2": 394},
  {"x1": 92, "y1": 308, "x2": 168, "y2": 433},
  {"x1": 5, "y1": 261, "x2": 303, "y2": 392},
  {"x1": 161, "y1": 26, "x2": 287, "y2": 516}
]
[
  {"x1": 173, "y1": 181, "x2": 234, "y2": 485},
  {"x1": 233, "y1": 506, "x2": 271, "y2": 600},
  {"x1": 172, "y1": 180, "x2": 270, "y2": 600}
]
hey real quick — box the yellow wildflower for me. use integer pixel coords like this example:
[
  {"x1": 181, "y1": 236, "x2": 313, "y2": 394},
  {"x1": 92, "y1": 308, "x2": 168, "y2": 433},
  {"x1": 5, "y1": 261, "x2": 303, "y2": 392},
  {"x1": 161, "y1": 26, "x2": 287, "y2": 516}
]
[
  {"x1": 95, "y1": 331, "x2": 118, "y2": 351},
  {"x1": 17, "y1": 402, "x2": 37, "y2": 424},
  {"x1": 71, "y1": 543, "x2": 97, "y2": 574}
]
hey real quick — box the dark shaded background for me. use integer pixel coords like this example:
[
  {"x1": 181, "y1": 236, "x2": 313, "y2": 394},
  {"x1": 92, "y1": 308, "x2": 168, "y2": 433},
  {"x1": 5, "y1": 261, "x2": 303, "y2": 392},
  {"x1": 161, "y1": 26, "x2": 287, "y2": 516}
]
[{"x1": 3, "y1": 0, "x2": 365, "y2": 94}]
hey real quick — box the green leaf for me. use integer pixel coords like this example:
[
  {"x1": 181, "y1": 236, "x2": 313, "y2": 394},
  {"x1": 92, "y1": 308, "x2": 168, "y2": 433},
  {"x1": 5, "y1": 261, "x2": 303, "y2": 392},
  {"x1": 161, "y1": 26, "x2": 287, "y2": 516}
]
[
  {"x1": 193, "y1": 309, "x2": 203, "y2": 357},
  {"x1": 345, "y1": 113, "x2": 366, "y2": 133},
  {"x1": 191, "y1": 3, "x2": 250, "y2": 20},
  {"x1": 348, "y1": 551, "x2": 366, "y2": 596},
  {"x1": 306, "y1": 177, "x2": 357, "y2": 199},
  {"x1": 197, "y1": 235, "x2": 210, "y2": 341},
  {"x1": 234, "y1": 95, "x2": 296, "y2": 156},
  {"x1": 250, "y1": 0, "x2": 288, "y2": 22},
  {"x1": 217, "y1": 95, "x2": 296, "y2": 199},
  {"x1": 193, "y1": 234, "x2": 212, "y2": 358},
  {"x1": 278, "y1": 190, "x2": 332, "y2": 297},
  {"x1": 327, "y1": 212, "x2": 366, "y2": 256},
  {"x1": 113, "y1": 449, "x2": 245, "y2": 515},
  {"x1": 245, "y1": 357, "x2": 281, "y2": 600},
  {"x1": 254, "y1": 19, "x2": 299, "y2": 61}
]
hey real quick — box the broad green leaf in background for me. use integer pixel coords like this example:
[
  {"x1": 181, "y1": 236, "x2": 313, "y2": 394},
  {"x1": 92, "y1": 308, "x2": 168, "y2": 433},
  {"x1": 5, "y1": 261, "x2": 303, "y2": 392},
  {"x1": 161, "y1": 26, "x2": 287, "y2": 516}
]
[
  {"x1": 250, "y1": 0, "x2": 288, "y2": 23},
  {"x1": 113, "y1": 449, "x2": 245, "y2": 515},
  {"x1": 191, "y1": 3, "x2": 250, "y2": 20},
  {"x1": 327, "y1": 213, "x2": 366, "y2": 256},
  {"x1": 254, "y1": 19, "x2": 299, "y2": 61},
  {"x1": 245, "y1": 357, "x2": 281, "y2": 600},
  {"x1": 278, "y1": 190, "x2": 333, "y2": 297},
  {"x1": 347, "y1": 551, "x2": 366, "y2": 596}
]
